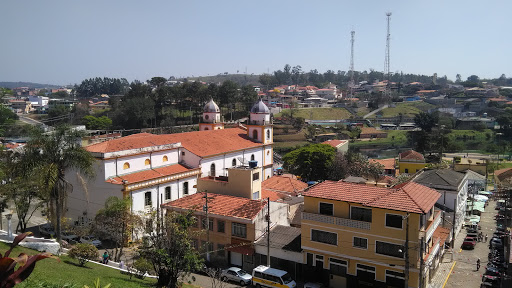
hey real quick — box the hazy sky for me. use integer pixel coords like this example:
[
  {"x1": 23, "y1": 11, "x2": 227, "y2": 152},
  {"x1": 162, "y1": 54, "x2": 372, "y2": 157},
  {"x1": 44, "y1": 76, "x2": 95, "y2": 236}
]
[{"x1": 1, "y1": 0, "x2": 511, "y2": 85}]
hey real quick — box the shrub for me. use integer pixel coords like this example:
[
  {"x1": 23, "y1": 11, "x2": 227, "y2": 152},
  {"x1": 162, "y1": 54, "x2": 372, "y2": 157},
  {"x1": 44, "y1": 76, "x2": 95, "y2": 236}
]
[
  {"x1": 133, "y1": 258, "x2": 152, "y2": 279},
  {"x1": 68, "y1": 244, "x2": 98, "y2": 267}
]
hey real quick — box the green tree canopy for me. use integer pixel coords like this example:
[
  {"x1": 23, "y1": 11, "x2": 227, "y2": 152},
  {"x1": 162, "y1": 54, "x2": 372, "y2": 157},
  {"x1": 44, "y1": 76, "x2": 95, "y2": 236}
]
[
  {"x1": 283, "y1": 144, "x2": 336, "y2": 181},
  {"x1": 82, "y1": 115, "x2": 112, "y2": 130}
]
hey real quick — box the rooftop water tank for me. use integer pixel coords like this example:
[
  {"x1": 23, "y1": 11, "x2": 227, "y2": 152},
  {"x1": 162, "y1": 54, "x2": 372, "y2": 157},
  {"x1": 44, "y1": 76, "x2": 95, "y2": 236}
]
[{"x1": 248, "y1": 160, "x2": 258, "y2": 168}]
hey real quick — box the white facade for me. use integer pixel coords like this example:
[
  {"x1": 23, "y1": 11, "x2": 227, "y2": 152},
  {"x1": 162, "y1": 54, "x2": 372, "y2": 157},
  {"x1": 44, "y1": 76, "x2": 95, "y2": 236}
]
[
  {"x1": 28, "y1": 96, "x2": 49, "y2": 106},
  {"x1": 436, "y1": 175, "x2": 468, "y2": 239}
]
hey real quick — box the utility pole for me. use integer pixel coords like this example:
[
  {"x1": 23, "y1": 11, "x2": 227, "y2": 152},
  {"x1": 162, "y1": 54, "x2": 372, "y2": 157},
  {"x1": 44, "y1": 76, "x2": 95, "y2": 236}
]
[
  {"x1": 266, "y1": 197, "x2": 271, "y2": 267},
  {"x1": 203, "y1": 190, "x2": 210, "y2": 262},
  {"x1": 384, "y1": 12, "x2": 392, "y2": 98},
  {"x1": 349, "y1": 30, "x2": 355, "y2": 96},
  {"x1": 404, "y1": 213, "x2": 409, "y2": 288}
]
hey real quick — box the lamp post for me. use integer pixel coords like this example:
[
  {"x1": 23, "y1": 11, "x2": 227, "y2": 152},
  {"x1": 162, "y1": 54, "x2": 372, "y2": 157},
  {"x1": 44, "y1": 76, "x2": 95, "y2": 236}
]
[{"x1": 6, "y1": 213, "x2": 13, "y2": 239}]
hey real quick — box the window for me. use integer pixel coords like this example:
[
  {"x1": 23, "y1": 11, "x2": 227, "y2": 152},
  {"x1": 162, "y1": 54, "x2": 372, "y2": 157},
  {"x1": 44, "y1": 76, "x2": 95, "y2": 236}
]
[
  {"x1": 329, "y1": 258, "x2": 348, "y2": 276},
  {"x1": 252, "y1": 191, "x2": 260, "y2": 200},
  {"x1": 267, "y1": 129, "x2": 270, "y2": 140},
  {"x1": 232, "y1": 159, "x2": 236, "y2": 166},
  {"x1": 217, "y1": 220, "x2": 225, "y2": 233},
  {"x1": 350, "y1": 206, "x2": 372, "y2": 222},
  {"x1": 183, "y1": 182, "x2": 189, "y2": 194},
  {"x1": 217, "y1": 244, "x2": 225, "y2": 256},
  {"x1": 386, "y1": 270, "x2": 405, "y2": 287},
  {"x1": 181, "y1": 151, "x2": 185, "y2": 156},
  {"x1": 250, "y1": 154, "x2": 255, "y2": 161},
  {"x1": 232, "y1": 222, "x2": 247, "y2": 238},
  {"x1": 145, "y1": 158, "x2": 151, "y2": 166},
  {"x1": 307, "y1": 253, "x2": 313, "y2": 266},
  {"x1": 210, "y1": 163, "x2": 216, "y2": 177},
  {"x1": 208, "y1": 218, "x2": 213, "y2": 231},
  {"x1": 123, "y1": 162, "x2": 130, "y2": 169},
  {"x1": 201, "y1": 217, "x2": 213, "y2": 231},
  {"x1": 405, "y1": 168, "x2": 409, "y2": 173},
  {"x1": 386, "y1": 214, "x2": 403, "y2": 229},
  {"x1": 205, "y1": 114, "x2": 209, "y2": 120},
  {"x1": 144, "y1": 192, "x2": 152, "y2": 207},
  {"x1": 315, "y1": 254, "x2": 324, "y2": 268},
  {"x1": 376, "y1": 241, "x2": 404, "y2": 258},
  {"x1": 253, "y1": 172, "x2": 259, "y2": 181},
  {"x1": 204, "y1": 127, "x2": 209, "y2": 130},
  {"x1": 253, "y1": 130, "x2": 258, "y2": 139},
  {"x1": 353, "y1": 237, "x2": 368, "y2": 249},
  {"x1": 165, "y1": 187, "x2": 171, "y2": 200},
  {"x1": 162, "y1": 155, "x2": 168, "y2": 162},
  {"x1": 311, "y1": 229, "x2": 337, "y2": 245},
  {"x1": 319, "y1": 203, "x2": 334, "y2": 216}
]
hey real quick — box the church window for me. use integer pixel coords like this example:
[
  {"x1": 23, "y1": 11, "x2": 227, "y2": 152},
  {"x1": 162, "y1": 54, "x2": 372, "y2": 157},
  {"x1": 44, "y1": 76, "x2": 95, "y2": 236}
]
[
  {"x1": 205, "y1": 114, "x2": 209, "y2": 120},
  {"x1": 210, "y1": 163, "x2": 216, "y2": 177},
  {"x1": 183, "y1": 182, "x2": 189, "y2": 195},
  {"x1": 253, "y1": 130, "x2": 258, "y2": 139},
  {"x1": 163, "y1": 155, "x2": 168, "y2": 162},
  {"x1": 123, "y1": 162, "x2": 130, "y2": 170},
  {"x1": 251, "y1": 154, "x2": 255, "y2": 161},
  {"x1": 267, "y1": 129, "x2": 270, "y2": 140},
  {"x1": 232, "y1": 159, "x2": 237, "y2": 167},
  {"x1": 145, "y1": 159, "x2": 151, "y2": 166}
]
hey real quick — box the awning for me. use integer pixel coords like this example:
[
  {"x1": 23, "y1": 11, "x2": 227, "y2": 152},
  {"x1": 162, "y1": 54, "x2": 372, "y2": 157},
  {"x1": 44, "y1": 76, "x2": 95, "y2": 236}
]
[{"x1": 479, "y1": 191, "x2": 493, "y2": 195}]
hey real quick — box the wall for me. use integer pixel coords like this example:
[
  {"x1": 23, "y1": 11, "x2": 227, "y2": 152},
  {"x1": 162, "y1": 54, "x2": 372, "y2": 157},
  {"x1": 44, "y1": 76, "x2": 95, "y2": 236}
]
[
  {"x1": 197, "y1": 167, "x2": 262, "y2": 199},
  {"x1": 399, "y1": 161, "x2": 426, "y2": 174},
  {"x1": 254, "y1": 201, "x2": 289, "y2": 240}
]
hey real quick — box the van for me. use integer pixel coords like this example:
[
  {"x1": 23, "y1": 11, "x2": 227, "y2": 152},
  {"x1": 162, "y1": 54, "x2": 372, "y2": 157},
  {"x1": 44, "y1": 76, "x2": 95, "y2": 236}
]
[{"x1": 252, "y1": 265, "x2": 296, "y2": 288}]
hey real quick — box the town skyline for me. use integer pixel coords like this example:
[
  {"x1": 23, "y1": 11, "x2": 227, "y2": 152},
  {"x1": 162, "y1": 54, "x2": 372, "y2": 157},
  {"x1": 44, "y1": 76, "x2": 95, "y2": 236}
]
[{"x1": 1, "y1": 0, "x2": 511, "y2": 84}]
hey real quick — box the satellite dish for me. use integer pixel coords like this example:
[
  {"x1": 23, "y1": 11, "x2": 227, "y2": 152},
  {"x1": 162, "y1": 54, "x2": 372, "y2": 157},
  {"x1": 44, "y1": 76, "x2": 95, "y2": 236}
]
[{"x1": 237, "y1": 157, "x2": 248, "y2": 166}]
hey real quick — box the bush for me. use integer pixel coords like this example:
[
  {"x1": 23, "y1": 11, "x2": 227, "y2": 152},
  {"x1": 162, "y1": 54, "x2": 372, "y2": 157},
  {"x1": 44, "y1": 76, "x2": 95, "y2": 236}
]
[
  {"x1": 132, "y1": 257, "x2": 152, "y2": 279},
  {"x1": 69, "y1": 243, "x2": 98, "y2": 266}
]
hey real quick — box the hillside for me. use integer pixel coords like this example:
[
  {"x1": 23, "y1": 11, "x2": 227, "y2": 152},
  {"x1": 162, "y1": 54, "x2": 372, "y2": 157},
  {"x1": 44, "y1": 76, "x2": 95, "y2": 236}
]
[
  {"x1": 0, "y1": 82, "x2": 61, "y2": 89},
  {"x1": 184, "y1": 74, "x2": 261, "y2": 86}
]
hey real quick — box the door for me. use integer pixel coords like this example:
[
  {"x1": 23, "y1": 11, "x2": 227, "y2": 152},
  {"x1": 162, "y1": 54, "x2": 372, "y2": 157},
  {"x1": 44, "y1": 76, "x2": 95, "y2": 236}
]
[
  {"x1": 230, "y1": 252, "x2": 243, "y2": 267},
  {"x1": 330, "y1": 275, "x2": 347, "y2": 288}
]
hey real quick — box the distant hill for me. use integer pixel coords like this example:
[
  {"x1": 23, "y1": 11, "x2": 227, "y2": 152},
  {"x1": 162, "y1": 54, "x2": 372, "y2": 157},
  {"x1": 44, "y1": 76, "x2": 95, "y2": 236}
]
[
  {"x1": 0, "y1": 82, "x2": 61, "y2": 89},
  {"x1": 183, "y1": 74, "x2": 261, "y2": 86}
]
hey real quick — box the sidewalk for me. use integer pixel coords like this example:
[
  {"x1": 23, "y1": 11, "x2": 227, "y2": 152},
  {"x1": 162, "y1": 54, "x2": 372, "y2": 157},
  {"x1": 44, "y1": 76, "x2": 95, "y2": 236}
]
[{"x1": 427, "y1": 229, "x2": 465, "y2": 288}]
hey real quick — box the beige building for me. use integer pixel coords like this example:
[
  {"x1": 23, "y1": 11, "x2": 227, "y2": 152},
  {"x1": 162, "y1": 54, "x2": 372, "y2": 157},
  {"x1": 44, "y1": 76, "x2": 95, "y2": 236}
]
[{"x1": 453, "y1": 157, "x2": 487, "y2": 176}]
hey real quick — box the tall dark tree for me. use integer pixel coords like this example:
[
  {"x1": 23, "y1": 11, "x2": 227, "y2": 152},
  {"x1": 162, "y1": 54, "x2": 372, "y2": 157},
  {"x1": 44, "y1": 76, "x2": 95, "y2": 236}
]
[
  {"x1": 283, "y1": 144, "x2": 336, "y2": 181},
  {"x1": 414, "y1": 112, "x2": 439, "y2": 133}
]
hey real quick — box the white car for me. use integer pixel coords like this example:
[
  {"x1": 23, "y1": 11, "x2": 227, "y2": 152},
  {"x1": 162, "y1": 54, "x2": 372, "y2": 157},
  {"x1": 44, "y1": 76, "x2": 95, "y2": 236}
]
[
  {"x1": 80, "y1": 235, "x2": 102, "y2": 247},
  {"x1": 61, "y1": 231, "x2": 79, "y2": 243},
  {"x1": 221, "y1": 267, "x2": 252, "y2": 286}
]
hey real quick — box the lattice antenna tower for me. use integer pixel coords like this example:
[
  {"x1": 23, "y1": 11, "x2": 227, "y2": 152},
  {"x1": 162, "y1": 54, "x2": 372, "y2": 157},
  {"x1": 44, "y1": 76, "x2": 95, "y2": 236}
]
[
  {"x1": 349, "y1": 30, "x2": 355, "y2": 84},
  {"x1": 384, "y1": 12, "x2": 392, "y2": 81}
]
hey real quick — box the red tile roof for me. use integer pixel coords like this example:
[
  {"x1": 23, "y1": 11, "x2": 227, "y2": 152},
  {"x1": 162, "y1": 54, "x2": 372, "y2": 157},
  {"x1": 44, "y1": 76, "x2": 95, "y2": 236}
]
[
  {"x1": 262, "y1": 189, "x2": 287, "y2": 201},
  {"x1": 303, "y1": 181, "x2": 440, "y2": 214},
  {"x1": 494, "y1": 168, "x2": 512, "y2": 182},
  {"x1": 399, "y1": 150, "x2": 425, "y2": 161},
  {"x1": 162, "y1": 192, "x2": 267, "y2": 220},
  {"x1": 86, "y1": 128, "x2": 263, "y2": 157},
  {"x1": 322, "y1": 140, "x2": 348, "y2": 148},
  {"x1": 370, "y1": 158, "x2": 396, "y2": 170},
  {"x1": 262, "y1": 175, "x2": 308, "y2": 196},
  {"x1": 106, "y1": 164, "x2": 194, "y2": 184}
]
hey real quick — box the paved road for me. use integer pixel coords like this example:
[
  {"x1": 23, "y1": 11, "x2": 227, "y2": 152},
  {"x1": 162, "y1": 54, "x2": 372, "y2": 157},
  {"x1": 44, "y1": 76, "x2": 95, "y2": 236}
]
[{"x1": 363, "y1": 104, "x2": 388, "y2": 119}]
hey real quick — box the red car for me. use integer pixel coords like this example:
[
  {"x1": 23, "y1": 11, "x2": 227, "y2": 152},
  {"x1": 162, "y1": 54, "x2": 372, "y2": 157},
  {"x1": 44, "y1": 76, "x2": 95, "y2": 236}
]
[{"x1": 462, "y1": 237, "x2": 477, "y2": 249}]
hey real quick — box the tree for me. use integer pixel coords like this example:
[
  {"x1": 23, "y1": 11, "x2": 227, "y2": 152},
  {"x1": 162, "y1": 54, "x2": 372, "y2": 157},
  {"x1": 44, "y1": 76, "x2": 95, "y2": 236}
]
[
  {"x1": 0, "y1": 106, "x2": 18, "y2": 136},
  {"x1": 455, "y1": 74, "x2": 462, "y2": 83},
  {"x1": 413, "y1": 112, "x2": 439, "y2": 133},
  {"x1": 23, "y1": 125, "x2": 95, "y2": 244},
  {"x1": 68, "y1": 243, "x2": 98, "y2": 266},
  {"x1": 94, "y1": 197, "x2": 140, "y2": 262},
  {"x1": 137, "y1": 211, "x2": 203, "y2": 288},
  {"x1": 149, "y1": 77, "x2": 168, "y2": 88},
  {"x1": 82, "y1": 115, "x2": 112, "y2": 130},
  {"x1": 283, "y1": 144, "x2": 336, "y2": 181}
]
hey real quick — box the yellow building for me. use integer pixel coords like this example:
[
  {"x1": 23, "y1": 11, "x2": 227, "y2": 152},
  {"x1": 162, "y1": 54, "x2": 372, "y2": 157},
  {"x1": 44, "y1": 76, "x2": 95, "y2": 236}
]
[
  {"x1": 453, "y1": 157, "x2": 487, "y2": 176},
  {"x1": 398, "y1": 150, "x2": 426, "y2": 174},
  {"x1": 301, "y1": 180, "x2": 448, "y2": 288}
]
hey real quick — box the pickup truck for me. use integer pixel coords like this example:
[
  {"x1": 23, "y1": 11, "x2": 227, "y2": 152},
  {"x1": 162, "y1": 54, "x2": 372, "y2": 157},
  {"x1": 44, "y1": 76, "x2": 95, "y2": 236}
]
[{"x1": 462, "y1": 237, "x2": 477, "y2": 249}]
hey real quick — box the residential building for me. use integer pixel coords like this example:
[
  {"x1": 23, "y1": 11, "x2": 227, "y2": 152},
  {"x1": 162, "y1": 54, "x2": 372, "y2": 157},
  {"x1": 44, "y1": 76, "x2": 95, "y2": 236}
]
[
  {"x1": 398, "y1": 150, "x2": 426, "y2": 174},
  {"x1": 8, "y1": 100, "x2": 32, "y2": 113},
  {"x1": 453, "y1": 157, "x2": 487, "y2": 176},
  {"x1": 322, "y1": 140, "x2": 349, "y2": 154},
  {"x1": 28, "y1": 95, "x2": 49, "y2": 107},
  {"x1": 301, "y1": 181, "x2": 446, "y2": 287},
  {"x1": 315, "y1": 89, "x2": 337, "y2": 100},
  {"x1": 493, "y1": 167, "x2": 512, "y2": 187},
  {"x1": 65, "y1": 99, "x2": 274, "y2": 224},
  {"x1": 412, "y1": 169, "x2": 468, "y2": 239},
  {"x1": 359, "y1": 127, "x2": 387, "y2": 139},
  {"x1": 465, "y1": 170, "x2": 486, "y2": 195},
  {"x1": 370, "y1": 158, "x2": 397, "y2": 176},
  {"x1": 162, "y1": 192, "x2": 289, "y2": 270},
  {"x1": 48, "y1": 99, "x2": 76, "y2": 110}
]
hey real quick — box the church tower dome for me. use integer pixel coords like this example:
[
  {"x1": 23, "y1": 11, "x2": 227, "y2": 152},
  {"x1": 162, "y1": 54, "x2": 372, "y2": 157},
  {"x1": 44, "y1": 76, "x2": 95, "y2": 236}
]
[
  {"x1": 199, "y1": 99, "x2": 224, "y2": 131},
  {"x1": 247, "y1": 99, "x2": 272, "y2": 144}
]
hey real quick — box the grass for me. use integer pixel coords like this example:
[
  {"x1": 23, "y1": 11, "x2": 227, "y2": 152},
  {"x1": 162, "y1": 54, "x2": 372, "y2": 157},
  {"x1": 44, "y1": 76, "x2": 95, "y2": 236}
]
[
  {"x1": 274, "y1": 130, "x2": 307, "y2": 142},
  {"x1": 275, "y1": 108, "x2": 352, "y2": 120},
  {"x1": 368, "y1": 102, "x2": 437, "y2": 118},
  {"x1": 349, "y1": 130, "x2": 408, "y2": 148},
  {"x1": 0, "y1": 242, "x2": 156, "y2": 288}
]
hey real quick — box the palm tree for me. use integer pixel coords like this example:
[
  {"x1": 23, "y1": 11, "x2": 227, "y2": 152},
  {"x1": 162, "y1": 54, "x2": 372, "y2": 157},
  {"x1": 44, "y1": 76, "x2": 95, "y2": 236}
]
[{"x1": 24, "y1": 125, "x2": 95, "y2": 244}]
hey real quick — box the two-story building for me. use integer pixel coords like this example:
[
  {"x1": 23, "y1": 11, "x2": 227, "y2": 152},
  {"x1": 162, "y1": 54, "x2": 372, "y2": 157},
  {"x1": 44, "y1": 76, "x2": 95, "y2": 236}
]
[
  {"x1": 301, "y1": 181, "x2": 446, "y2": 288},
  {"x1": 398, "y1": 150, "x2": 426, "y2": 174},
  {"x1": 66, "y1": 99, "x2": 274, "y2": 224}
]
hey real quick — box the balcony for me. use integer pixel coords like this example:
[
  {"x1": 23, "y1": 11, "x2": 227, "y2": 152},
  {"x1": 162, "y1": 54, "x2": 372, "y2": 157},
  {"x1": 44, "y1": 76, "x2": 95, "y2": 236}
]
[
  {"x1": 302, "y1": 212, "x2": 371, "y2": 230},
  {"x1": 424, "y1": 210, "x2": 442, "y2": 242}
]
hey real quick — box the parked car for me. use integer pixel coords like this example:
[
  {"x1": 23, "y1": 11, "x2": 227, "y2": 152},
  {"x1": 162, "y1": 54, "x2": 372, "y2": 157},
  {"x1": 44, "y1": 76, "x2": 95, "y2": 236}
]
[
  {"x1": 61, "y1": 231, "x2": 79, "y2": 243},
  {"x1": 304, "y1": 282, "x2": 326, "y2": 288},
  {"x1": 489, "y1": 238, "x2": 503, "y2": 249},
  {"x1": 481, "y1": 275, "x2": 500, "y2": 288},
  {"x1": 462, "y1": 237, "x2": 476, "y2": 249},
  {"x1": 80, "y1": 235, "x2": 102, "y2": 247},
  {"x1": 39, "y1": 224, "x2": 55, "y2": 238},
  {"x1": 221, "y1": 267, "x2": 252, "y2": 286},
  {"x1": 484, "y1": 266, "x2": 502, "y2": 277}
]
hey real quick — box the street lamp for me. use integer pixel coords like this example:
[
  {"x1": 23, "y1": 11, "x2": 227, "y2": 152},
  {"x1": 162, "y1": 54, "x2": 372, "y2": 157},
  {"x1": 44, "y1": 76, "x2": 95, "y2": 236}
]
[{"x1": 6, "y1": 213, "x2": 13, "y2": 239}]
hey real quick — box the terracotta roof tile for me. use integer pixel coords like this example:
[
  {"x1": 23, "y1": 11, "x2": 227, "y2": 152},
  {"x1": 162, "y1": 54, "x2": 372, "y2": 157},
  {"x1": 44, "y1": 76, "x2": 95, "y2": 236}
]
[
  {"x1": 304, "y1": 181, "x2": 440, "y2": 214},
  {"x1": 261, "y1": 176, "x2": 308, "y2": 196},
  {"x1": 86, "y1": 128, "x2": 263, "y2": 157},
  {"x1": 322, "y1": 140, "x2": 348, "y2": 148},
  {"x1": 262, "y1": 189, "x2": 286, "y2": 201},
  {"x1": 106, "y1": 164, "x2": 194, "y2": 184},
  {"x1": 399, "y1": 150, "x2": 425, "y2": 161},
  {"x1": 162, "y1": 192, "x2": 266, "y2": 220},
  {"x1": 370, "y1": 158, "x2": 396, "y2": 170},
  {"x1": 495, "y1": 168, "x2": 512, "y2": 182}
]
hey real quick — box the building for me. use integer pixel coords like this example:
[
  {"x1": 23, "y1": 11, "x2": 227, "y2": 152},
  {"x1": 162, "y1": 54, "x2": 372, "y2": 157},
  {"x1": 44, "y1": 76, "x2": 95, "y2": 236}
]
[
  {"x1": 398, "y1": 150, "x2": 426, "y2": 174},
  {"x1": 48, "y1": 99, "x2": 76, "y2": 110},
  {"x1": 494, "y1": 167, "x2": 512, "y2": 187},
  {"x1": 453, "y1": 157, "x2": 487, "y2": 176},
  {"x1": 370, "y1": 158, "x2": 397, "y2": 176},
  {"x1": 162, "y1": 192, "x2": 289, "y2": 270},
  {"x1": 65, "y1": 99, "x2": 274, "y2": 224},
  {"x1": 322, "y1": 140, "x2": 349, "y2": 154},
  {"x1": 359, "y1": 127, "x2": 387, "y2": 139},
  {"x1": 412, "y1": 169, "x2": 468, "y2": 239},
  {"x1": 301, "y1": 181, "x2": 446, "y2": 287},
  {"x1": 8, "y1": 100, "x2": 32, "y2": 113}
]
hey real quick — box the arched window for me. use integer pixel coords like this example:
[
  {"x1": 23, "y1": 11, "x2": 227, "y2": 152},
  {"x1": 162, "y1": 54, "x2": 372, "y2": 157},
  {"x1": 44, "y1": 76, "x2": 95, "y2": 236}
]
[
  {"x1": 251, "y1": 154, "x2": 255, "y2": 161},
  {"x1": 266, "y1": 129, "x2": 270, "y2": 140},
  {"x1": 162, "y1": 155, "x2": 168, "y2": 162},
  {"x1": 232, "y1": 159, "x2": 237, "y2": 167},
  {"x1": 205, "y1": 114, "x2": 209, "y2": 120},
  {"x1": 183, "y1": 182, "x2": 189, "y2": 195},
  {"x1": 144, "y1": 192, "x2": 152, "y2": 207},
  {"x1": 210, "y1": 163, "x2": 216, "y2": 177},
  {"x1": 253, "y1": 129, "x2": 258, "y2": 139},
  {"x1": 145, "y1": 159, "x2": 151, "y2": 166},
  {"x1": 123, "y1": 162, "x2": 130, "y2": 170}
]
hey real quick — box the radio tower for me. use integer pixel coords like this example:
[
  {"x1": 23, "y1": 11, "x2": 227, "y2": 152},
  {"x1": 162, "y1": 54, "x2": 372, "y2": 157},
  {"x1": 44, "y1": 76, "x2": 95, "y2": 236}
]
[
  {"x1": 384, "y1": 12, "x2": 392, "y2": 81},
  {"x1": 349, "y1": 30, "x2": 355, "y2": 95}
]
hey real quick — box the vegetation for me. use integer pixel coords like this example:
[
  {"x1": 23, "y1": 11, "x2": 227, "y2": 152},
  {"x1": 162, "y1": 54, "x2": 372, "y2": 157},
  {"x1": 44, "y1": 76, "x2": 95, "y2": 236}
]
[
  {"x1": 74, "y1": 77, "x2": 130, "y2": 98},
  {"x1": 68, "y1": 244, "x2": 99, "y2": 267},
  {"x1": 283, "y1": 144, "x2": 337, "y2": 181},
  {"x1": 0, "y1": 106, "x2": 18, "y2": 136},
  {"x1": 368, "y1": 102, "x2": 436, "y2": 119},
  {"x1": 275, "y1": 108, "x2": 352, "y2": 120},
  {"x1": 82, "y1": 116, "x2": 112, "y2": 130}
]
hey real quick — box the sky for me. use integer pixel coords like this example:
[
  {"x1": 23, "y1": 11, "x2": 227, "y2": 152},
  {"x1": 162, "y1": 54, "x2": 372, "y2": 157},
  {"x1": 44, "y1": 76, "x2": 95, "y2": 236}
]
[{"x1": 1, "y1": 0, "x2": 511, "y2": 85}]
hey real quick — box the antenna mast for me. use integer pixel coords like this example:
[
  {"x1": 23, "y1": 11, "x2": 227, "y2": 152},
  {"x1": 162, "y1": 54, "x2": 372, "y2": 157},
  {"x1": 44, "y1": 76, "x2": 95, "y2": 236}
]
[
  {"x1": 349, "y1": 30, "x2": 355, "y2": 92},
  {"x1": 384, "y1": 12, "x2": 392, "y2": 81}
]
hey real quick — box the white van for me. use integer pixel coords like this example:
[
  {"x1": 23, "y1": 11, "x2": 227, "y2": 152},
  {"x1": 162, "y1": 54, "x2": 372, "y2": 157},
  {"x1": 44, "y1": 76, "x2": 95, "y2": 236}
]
[{"x1": 252, "y1": 265, "x2": 297, "y2": 288}]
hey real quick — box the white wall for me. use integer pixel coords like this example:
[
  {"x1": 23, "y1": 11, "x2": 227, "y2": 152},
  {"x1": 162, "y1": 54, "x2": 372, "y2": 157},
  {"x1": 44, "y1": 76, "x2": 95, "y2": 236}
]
[
  {"x1": 254, "y1": 202, "x2": 289, "y2": 240},
  {"x1": 198, "y1": 147, "x2": 268, "y2": 178},
  {"x1": 181, "y1": 148, "x2": 201, "y2": 168}
]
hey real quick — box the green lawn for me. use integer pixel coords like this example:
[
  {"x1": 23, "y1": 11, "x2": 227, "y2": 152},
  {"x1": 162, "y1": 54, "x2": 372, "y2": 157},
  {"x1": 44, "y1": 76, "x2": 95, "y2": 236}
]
[
  {"x1": 275, "y1": 108, "x2": 352, "y2": 120},
  {"x1": 368, "y1": 102, "x2": 437, "y2": 118},
  {"x1": 0, "y1": 243, "x2": 156, "y2": 288}
]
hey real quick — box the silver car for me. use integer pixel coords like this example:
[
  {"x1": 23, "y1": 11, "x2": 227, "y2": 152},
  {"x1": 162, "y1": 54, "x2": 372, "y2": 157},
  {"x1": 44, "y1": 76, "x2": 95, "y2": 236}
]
[{"x1": 221, "y1": 267, "x2": 252, "y2": 286}]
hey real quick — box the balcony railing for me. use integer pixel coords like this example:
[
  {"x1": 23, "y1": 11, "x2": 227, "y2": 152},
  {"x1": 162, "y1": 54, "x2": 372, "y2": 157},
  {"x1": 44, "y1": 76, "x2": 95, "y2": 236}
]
[
  {"x1": 302, "y1": 212, "x2": 371, "y2": 230},
  {"x1": 425, "y1": 210, "x2": 442, "y2": 242}
]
